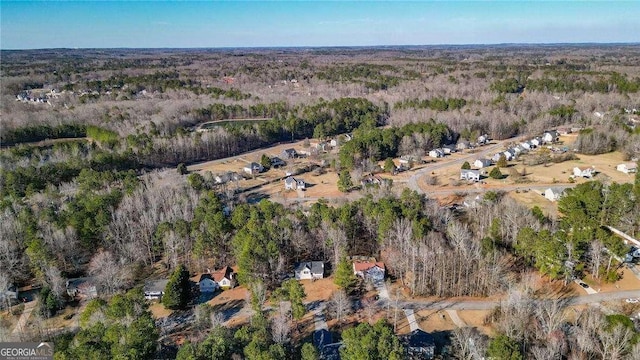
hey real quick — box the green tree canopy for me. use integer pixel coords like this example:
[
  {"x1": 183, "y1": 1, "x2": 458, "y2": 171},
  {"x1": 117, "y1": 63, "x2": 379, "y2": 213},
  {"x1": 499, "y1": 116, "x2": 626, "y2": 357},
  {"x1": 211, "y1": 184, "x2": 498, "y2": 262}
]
[
  {"x1": 163, "y1": 264, "x2": 191, "y2": 310},
  {"x1": 340, "y1": 320, "x2": 405, "y2": 360},
  {"x1": 334, "y1": 257, "x2": 358, "y2": 291},
  {"x1": 461, "y1": 161, "x2": 471, "y2": 170},
  {"x1": 486, "y1": 335, "x2": 523, "y2": 360},
  {"x1": 338, "y1": 170, "x2": 353, "y2": 192}
]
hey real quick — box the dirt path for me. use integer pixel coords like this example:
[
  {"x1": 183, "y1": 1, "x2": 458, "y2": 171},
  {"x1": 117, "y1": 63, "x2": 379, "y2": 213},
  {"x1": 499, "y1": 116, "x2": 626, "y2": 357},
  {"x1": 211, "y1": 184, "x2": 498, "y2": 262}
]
[
  {"x1": 11, "y1": 302, "x2": 36, "y2": 338},
  {"x1": 445, "y1": 309, "x2": 466, "y2": 327}
]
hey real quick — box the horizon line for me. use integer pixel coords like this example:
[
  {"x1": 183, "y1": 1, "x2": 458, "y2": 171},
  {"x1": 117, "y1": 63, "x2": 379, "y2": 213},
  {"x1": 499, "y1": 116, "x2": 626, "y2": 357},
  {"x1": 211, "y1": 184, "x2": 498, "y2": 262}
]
[{"x1": 3, "y1": 41, "x2": 640, "y2": 52}]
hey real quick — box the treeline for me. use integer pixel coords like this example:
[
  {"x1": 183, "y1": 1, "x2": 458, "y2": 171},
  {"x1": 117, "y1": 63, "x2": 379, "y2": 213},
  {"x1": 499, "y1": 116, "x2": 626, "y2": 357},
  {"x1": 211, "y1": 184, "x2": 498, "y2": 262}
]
[
  {"x1": 0, "y1": 151, "x2": 138, "y2": 198},
  {"x1": 393, "y1": 97, "x2": 467, "y2": 111},
  {"x1": 518, "y1": 180, "x2": 637, "y2": 281},
  {"x1": 0, "y1": 124, "x2": 86, "y2": 146},
  {"x1": 66, "y1": 71, "x2": 251, "y2": 100},
  {"x1": 134, "y1": 98, "x2": 387, "y2": 166},
  {"x1": 0, "y1": 123, "x2": 121, "y2": 148},
  {"x1": 316, "y1": 63, "x2": 410, "y2": 90},
  {"x1": 338, "y1": 121, "x2": 454, "y2": 169},
  {"x1": 526, "y1": 72, "x2": 640, "y2": 94}
]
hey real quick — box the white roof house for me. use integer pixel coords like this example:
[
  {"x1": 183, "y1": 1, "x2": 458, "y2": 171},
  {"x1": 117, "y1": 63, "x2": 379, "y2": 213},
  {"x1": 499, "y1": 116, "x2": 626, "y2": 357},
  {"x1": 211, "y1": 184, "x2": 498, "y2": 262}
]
[
  {"x1": 544, "y1": 187, "x2": 565, "y2": 202},
  {"x1": 502, "y1": 151, "x2": 514, "y2": 161},
  {"x1": 617, "y1": 163, "x2": 638, "y2": 174},
  {"x1": 520, "y1": 142, "x2": 532, "y2": 150},
  {"x1": 573, "y1": 166, "x2": 594, "y2": 178}
]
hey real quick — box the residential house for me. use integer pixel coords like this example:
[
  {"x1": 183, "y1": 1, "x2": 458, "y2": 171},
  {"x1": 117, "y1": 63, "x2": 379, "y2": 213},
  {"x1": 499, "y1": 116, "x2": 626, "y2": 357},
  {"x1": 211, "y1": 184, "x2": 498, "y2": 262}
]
[
  {"x1": 361, "y1": 174, "x2": 387, "y2": 187},
  {"x1": 530, "y1": 138, "x2": 541, "y2": 148},
  {"x1": 442, "y1": 144, "x2": 457, "y2": 154},
  {"x1": 214, "y1": 171, "x2": 242, "y2": 184},
  {"x1": 492, "y1": 153, "x2": 503, "y2": 162},
  {"x1": 311, "y1": 142, "x2": 329, "y2": 152},
  {"x1": 294, "y1": 261, "x2": 325, "y2": 280},
  {"x1": 456, "y1": 141, "x2": 471, "y2": 151},
  {"x1": 543, "y1": 130, "x2": 560, "y2": 144},
  {"x1": 243, "y1": 162, "x2": 264, "y2": 175},
  {"x1": 460, "y1": 169, "x2": 481, "y2": 182},
  {"x1": 143, "y1": 279, "x2": 169, "y2": 300},
  {"x1": 400, "y1": 329, "x2": 436, "y2": 360},
  {"x1": 428, "y1": 149, "x2": 445, "y2": 158},
  {"x1": 617, "y1": 163, "x2": 638, "y2": 174},
  {"x1": 198, "y1": 274, "x2": 218, "y2": 293},
  {"x1": 544, "y1": 187, "x2": 565, "y2": 202},
  {"x1": 573, "y1": 166, "x2": 595, "y2": 178},
  {"x1": 477, "y1": 134, "x2": 489, "y2": 145},
  {"x1": 520, "y1": 141, "x2": 532, "y2": 150},
  {"x1": 399, "y1": 155, "x2": 418, "y2": 166},
  {"x1": 473, "y1": 158, "x2": 492, "y2": 169},
  {"x1": 281, "y1": 148, "x2": 298, "y2": 159},
  {"x1": 270, "y1": 157, "x2": 286, "y2": 168},
  {"x1": 329, "y1": 138, "x2": 339, "y2": 147},
  {"x1": 284, "y1": 176, "x2": 306, "y2": 190},
  {"x1": 66, "y1": 277, "x2": 98, "y2": 299},
  {"x1": 211, "y1": 266, "x2": 235, "y2": 289},
  {"x1": 502, "y1": 150, "x2": 514, "y2": 161},
  {"x1": 353, "y1": 261, "x2": 386, "y2": 282}
]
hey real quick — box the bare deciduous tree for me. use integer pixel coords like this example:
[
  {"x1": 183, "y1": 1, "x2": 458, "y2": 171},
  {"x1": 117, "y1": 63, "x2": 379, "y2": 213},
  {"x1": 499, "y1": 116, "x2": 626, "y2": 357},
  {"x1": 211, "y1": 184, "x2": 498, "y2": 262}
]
[{"x1": 330, "y1": 289, "x2": 351, "y2": 323}]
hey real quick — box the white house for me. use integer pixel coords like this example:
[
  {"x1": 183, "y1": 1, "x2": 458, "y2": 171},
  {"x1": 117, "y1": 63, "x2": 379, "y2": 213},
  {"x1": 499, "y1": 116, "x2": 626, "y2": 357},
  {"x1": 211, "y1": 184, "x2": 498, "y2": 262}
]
[
  {"x1": 502, "y1": 151, "x2": 514, "y2": 161},
  {"x1": 573, "y1": 166, "x2": 594, "y2": 178},
  {"x1": 243, "y1": 162, "x2": 264, "y2": 175},
  {"x1": 617, "y1": 163, "x2": 638, "y2": 174},
  {"x1": 477, "y1": 134, "x2": 489, "y2": 145},
  {"x1": 473, "y1": 158, "x2": 492, "y2": 169},
  {"x1": 353, "y1": 261, "x2": 385, "y2": 282},
  {"x1": 460, "y1": 169, "x2": 481, "y2": 182},
  {"x1": 294, "y1": 261, "x2": 325, "y2": 280},
  {"x1": 520, "y1": 142, "x2": 532, "y2": 150},
  {"x1": 284, "y1": 176, "x2": 306, "y2": 190},
  {"x1": 198, "y1": 274, "x2": 218, "y2": 293},
  {"x1": 530, "y1": 138, "x2": 540, "y2": 147},
  {"x1": 428, "y1": 149, "x2": 444, "y2": 158},
  {"x1": 544, "y1": 187, "x2": 565, "y2": 202},
  {"x1": 212, "y1": 267, "x2": 235, "y2": 289},
  {"x1": 442, "y1": 144, "x2": 456, "y2": 154},
  {"x1": 542, "y1": 130, "x2": 560, "y2": 144}
]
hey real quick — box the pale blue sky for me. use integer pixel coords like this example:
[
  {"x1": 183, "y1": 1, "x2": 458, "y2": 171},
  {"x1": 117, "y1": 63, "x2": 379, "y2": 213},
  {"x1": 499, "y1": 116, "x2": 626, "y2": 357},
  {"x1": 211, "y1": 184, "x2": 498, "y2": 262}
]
[{"x1": 1, "y1": 1, "x2": 639, "y2": 49}]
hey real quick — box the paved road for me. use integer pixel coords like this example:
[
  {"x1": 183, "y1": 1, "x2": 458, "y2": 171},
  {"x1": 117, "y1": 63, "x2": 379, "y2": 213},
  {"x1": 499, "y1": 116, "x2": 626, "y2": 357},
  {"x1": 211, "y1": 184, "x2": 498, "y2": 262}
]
[
  {"x1": 406, "y1": 142, "x2": 506, "y2": 193},
  {"x1": 392, "y1": 290, "x2": 640, "y2": 311},
  {"x1": 403, "y1": 309, "x2": 419, "y2": 331}
]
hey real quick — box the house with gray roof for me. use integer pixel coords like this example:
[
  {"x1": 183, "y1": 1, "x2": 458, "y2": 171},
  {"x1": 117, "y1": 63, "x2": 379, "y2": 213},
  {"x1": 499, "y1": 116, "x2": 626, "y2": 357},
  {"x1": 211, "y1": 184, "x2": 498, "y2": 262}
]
[
  {"x1": 460, "y1": 169, "x2": 481, "y2": 182},
  {"x1": 295, "y1": 261, "x2": 324, "y2": 280}
]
